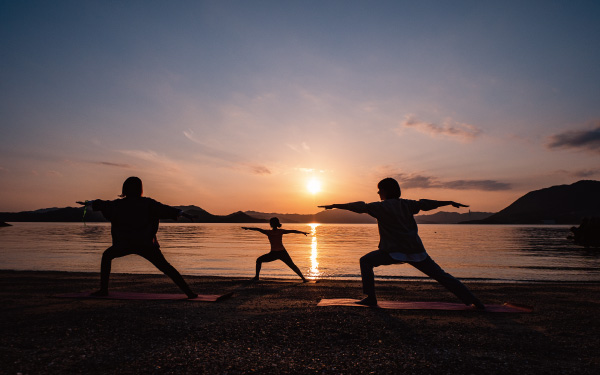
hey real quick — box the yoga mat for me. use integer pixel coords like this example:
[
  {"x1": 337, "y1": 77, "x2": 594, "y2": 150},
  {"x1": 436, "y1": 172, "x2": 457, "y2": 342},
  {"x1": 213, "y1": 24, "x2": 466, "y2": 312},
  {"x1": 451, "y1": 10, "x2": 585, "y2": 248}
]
[
  {"x1": 54, "y1": 291, "x2": 233, "y2": 302},
  {"x1": 317, "y1": 299, "x2": 533, "y2": 313},
  {"x1": 256, "y1": 279, "x2": 317, "y2": 283}
]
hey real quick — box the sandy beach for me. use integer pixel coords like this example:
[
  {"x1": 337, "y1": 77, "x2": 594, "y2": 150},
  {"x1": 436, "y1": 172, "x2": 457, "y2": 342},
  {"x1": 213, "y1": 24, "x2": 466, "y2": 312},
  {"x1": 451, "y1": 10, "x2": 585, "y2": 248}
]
[{"x1": 1, "y1": 271, "x2": 598, "y2": 374}]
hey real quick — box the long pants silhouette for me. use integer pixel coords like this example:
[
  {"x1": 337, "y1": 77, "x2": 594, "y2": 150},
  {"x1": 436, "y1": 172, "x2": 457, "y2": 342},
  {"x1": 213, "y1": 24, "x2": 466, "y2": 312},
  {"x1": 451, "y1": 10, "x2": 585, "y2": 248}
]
[
  {"x1": 99, "y1": 245, "x2": 194, "y2": 295},
  {"x1": 360, "y1": 250, "x2": 482, "y2": 306}
]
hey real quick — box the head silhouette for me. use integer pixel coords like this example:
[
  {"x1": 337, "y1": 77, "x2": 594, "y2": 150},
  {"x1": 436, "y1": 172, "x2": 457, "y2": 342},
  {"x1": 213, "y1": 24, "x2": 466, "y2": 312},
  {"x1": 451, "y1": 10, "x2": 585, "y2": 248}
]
[
  {"x1": 120, "y1": 176, "x2": 143, "y2": 198},
  {"x1": 269, "y1": 217, "x2": 282, "y2": 229},
  {"x1": 378, "y1": 177, "x2": 401, "y2": 199}
]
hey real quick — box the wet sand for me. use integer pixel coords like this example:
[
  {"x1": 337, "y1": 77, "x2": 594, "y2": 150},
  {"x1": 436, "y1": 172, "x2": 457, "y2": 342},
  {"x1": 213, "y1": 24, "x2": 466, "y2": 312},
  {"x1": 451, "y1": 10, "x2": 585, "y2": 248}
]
[{"x1": 1, "y1": 270, "x2": 599, "y2": 374}]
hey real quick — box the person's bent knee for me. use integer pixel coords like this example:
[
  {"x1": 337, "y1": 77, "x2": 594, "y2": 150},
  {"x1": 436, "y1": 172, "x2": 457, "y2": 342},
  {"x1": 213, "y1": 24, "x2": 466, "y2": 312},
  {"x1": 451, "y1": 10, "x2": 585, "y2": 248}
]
[
  {"x1": 101, "y1": 252, "x2": 114, "y2": 262},
  {"x1": 102, "y1": 246, "x2": 127, "y2": 260},
  {"x1": 360, "y1": 255, "x2": 371, "y2": 266}
]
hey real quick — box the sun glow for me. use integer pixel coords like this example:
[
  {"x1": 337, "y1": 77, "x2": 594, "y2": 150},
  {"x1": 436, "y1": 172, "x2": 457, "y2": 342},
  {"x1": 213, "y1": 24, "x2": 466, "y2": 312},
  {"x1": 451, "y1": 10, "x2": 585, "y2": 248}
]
[
  {"x1": 308, "y1": 223, "x2": 320, "y2": 279},
  {"x1": 307, "y1": 178, "x2": 321, "y2": 194}
]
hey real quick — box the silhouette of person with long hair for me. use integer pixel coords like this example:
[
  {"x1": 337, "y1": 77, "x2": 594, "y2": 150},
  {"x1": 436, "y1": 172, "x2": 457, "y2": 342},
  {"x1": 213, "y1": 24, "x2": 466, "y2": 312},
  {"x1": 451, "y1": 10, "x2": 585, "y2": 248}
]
[
  {"x1": 319, "y1": 177, "x2": 484, "y2": 308},
  {"x1": 242, "y1": 217, "x2": 309, "y2": 282},
  {"x1": 77, "y1": 176, "x2": 198, "y2": 298}
]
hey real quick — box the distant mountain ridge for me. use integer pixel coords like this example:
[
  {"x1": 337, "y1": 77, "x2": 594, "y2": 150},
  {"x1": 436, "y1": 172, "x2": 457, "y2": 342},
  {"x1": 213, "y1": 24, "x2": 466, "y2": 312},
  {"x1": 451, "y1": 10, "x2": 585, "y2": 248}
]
[
  {"x1": 463, "y1": 180, "x2": 600, "y2": 224},
  {"x1": 168, "y1": 206, "x2": 266, "y2": 223},
  {"x1": 245, "y1": 210, "x2": 492, "y2": 224},
  {"x1": 0, "y1": 207, "x2": 107, "y2": 223},
  {"x1": 0, "y1": 205, "x2": 265, "y2": 224},
  {"x1": 244, "y1": 210, "x2": 377, "y2": 224},
  {"x1": 1, "y1": 180, "x2": 596, "y2": 224},
  {"x1": 416, "y1": 211, "x2": 492, "y2": 224},
  {"x1": 0, "y1": 204, "x2": 487, "y2": 224}
]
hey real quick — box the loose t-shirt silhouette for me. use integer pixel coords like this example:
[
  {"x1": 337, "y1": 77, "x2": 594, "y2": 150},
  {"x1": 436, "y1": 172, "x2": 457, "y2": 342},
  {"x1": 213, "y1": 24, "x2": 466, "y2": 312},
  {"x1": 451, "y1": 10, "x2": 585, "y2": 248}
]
[
  {"x1": 92, "y1": 197, "x2": 180, "y2": 248},
  {"x1": 343, "y1": 198, "x2": 432, "y2": 262}
]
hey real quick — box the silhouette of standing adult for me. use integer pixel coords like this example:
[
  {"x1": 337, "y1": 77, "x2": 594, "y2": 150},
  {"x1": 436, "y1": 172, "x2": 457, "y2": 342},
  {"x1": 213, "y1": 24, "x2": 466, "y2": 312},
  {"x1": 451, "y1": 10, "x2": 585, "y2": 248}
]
[
  {"x1": 319, "y1": 177, "x2": 484, "y2": 308},
  {"x1": 77, "y1": 177, "x2": 197, "y2": 298},
  {"x1": 242, "y1": 217, "x2": 309, "y2": 282}
]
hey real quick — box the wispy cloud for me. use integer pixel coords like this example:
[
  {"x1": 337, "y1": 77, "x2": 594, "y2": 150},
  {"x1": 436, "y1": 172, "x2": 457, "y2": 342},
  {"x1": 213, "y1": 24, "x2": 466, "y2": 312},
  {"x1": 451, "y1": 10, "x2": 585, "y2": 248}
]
[
  {"x1": 183, "y1": 129, "x2": 271, "y2": 175},
  {"x1": 552, "y1": 167, "x2": 600, "y2": 179},
  {"x1": 546, "y1": 122, "x2": 600, "y2": 154},
  {"x1": 118, "y1": 150, "x2": 181, "y2": 172},
  {"x1": 287, "y1": 142, "x2": 311, "y2": 153},
  {"x1": 183, "y1": 130, "x2": 240, "y2": 162},
  {"x1": 391, "y1": 172, "x2": 511, "y2": 191},
  {"x1": 397, "y1": 115, "x2": 482, "y2": 142},
  {"x1": 94, "y1": 161, "x2": 134, "y2": 169},
  {"x1": 438, "y1": 179, "x2": 512, "y2": 191},
  {"x1": 250, "y1": 165, "x2": 271, "y2": 175},
  {"x1": 46, "y1": 170, "x2": 63, "y2": 177},
  {"x1": 0, "y1": 166, "x2": 7, "y2": 172}
]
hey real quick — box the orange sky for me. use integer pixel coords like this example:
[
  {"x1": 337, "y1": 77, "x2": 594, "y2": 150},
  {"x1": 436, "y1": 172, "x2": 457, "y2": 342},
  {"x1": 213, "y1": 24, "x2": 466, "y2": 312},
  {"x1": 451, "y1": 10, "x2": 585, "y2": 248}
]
[{"x1": 1, "y1": 2, "x2": 599, "y2": 214}]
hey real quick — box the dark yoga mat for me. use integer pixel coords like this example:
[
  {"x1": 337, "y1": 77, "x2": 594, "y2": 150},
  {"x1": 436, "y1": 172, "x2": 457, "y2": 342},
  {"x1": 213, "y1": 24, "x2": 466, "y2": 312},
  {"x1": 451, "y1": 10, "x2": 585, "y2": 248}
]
[
  {"x1": 317, "y1": 298, "x2": 533, "y2": 313},
  {"x1": 54, "y1": 291, "x2": 233, "y2": 302}
]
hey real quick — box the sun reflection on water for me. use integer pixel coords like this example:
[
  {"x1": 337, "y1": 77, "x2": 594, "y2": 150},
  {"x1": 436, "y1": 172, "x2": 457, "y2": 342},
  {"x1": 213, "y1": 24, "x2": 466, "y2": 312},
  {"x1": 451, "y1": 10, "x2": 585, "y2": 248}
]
[
  {"x1": 2, "y1": 223, "x2": 596, "y2": 282},
  {"x1": 308, "y1": 223, "x2": 321, "y2": 279}
]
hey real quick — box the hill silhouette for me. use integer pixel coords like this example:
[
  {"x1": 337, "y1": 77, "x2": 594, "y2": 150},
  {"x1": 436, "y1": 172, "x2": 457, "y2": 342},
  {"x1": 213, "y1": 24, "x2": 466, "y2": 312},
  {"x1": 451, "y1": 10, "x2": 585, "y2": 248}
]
[
  {"x1": 0, "y1": 205, "x2": 490, "y2": 224},
  {"x1": 0, "y1": 205, "x2": 265, "y2": 224},
  {"x1": 463, "y1": 180, "x2": 600, "y2": 224},
  {"x1": 0, "y1": 207, "x2": 106, "y2": 222},
  {"x1": 416, "y1": 211, "x2": 492, "y2": 224},
  {"x1": 245, "y1": 210, "x2": 492, "y2": 224},
  {"x1": 168, "y1": 206, "x2": 266, "y2": 223},
  {"x1": 245, "y1": 210, "x2": 377, "y2": 224},
  {"x1": 5, "y1": 180, "x2": 595, "y2": 225}
]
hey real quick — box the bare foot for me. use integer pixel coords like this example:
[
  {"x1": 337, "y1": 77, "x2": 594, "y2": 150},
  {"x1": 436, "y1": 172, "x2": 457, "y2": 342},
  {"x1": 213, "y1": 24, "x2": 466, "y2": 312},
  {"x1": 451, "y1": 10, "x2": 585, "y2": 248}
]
[
  {"x1": 470, "y1": 302, "x2": 485, "y2": 310},
  {"x1": 356, "y1": 296, "x2": 378, "y2": 307}
]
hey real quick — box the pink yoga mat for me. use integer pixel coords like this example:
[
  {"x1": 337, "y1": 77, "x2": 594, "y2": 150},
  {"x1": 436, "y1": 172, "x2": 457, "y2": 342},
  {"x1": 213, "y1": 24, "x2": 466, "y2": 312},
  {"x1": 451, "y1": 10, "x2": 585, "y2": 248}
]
[
  {"x1": 317, "y1": 298, "x2": 533, "y2": 313},
  {"x1": 54, "y1": 291, "x2": 233, "y2": 302},
  {"x1": 253, "y1": 279, "x2": 318, "y2": 284}
]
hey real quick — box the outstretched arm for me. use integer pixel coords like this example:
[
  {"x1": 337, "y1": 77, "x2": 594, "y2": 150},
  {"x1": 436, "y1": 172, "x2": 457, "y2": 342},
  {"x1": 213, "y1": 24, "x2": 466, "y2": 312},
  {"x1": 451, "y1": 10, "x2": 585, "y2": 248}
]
[
  {"x1": 419, "y1": 199, "x2": 469, "y2": 212},
  {"x1": 283, "y1": 229, "x2": 309, "y2": 236},
  {"x1": 318, "y1": 201, "x2": 367, "y2": 214},
  {"x1": 242, "y1": 227, "x2": 267, "y2": 234},
  {"x1": 76, "y1": 200, "x2": 96, "y2": 206}
]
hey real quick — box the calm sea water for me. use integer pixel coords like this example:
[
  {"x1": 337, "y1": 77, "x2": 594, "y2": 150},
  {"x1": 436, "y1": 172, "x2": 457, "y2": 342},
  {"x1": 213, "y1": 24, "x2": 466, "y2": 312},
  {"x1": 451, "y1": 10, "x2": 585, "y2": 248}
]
[{"x1": 1, "y1": 222, "x2": 599, "y2": 282}]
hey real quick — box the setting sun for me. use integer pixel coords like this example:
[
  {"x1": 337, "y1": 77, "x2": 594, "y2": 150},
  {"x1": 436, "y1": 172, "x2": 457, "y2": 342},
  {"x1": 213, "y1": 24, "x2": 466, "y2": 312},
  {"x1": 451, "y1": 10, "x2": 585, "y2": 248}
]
[{"x1": 307, "y1": 178, "x2": 322, "y2": 194}]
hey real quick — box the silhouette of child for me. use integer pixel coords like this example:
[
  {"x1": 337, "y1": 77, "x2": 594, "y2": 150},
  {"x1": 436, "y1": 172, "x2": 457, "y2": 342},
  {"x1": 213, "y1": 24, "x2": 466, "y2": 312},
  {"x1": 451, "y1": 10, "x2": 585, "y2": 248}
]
[
  {"x1": 77, "y1": 176, "x2": 198, "y2": 298},
  {"x1": 319, "y1": 177, "x2": 484, "y2": 308},
  {"x1": 242, "y1": 217, "x2": 308, "y2": 282}
]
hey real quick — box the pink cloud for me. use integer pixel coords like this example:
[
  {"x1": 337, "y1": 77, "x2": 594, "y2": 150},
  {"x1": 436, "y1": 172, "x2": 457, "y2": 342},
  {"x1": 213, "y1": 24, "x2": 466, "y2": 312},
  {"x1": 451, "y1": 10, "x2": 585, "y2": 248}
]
[{"x1": 398, "y1": 115, "x2": 482, "y2": 142}]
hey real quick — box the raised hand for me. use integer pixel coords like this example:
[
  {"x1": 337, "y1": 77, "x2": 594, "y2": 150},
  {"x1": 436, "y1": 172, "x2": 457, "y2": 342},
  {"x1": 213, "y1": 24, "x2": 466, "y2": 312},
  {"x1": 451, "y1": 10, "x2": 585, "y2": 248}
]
[
  {"x1": 318, "y1": 204, "x2": 335, "y2": 210},
  {"x1": 451, "y1": 201, "x2": 469, "y2": 208}
]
